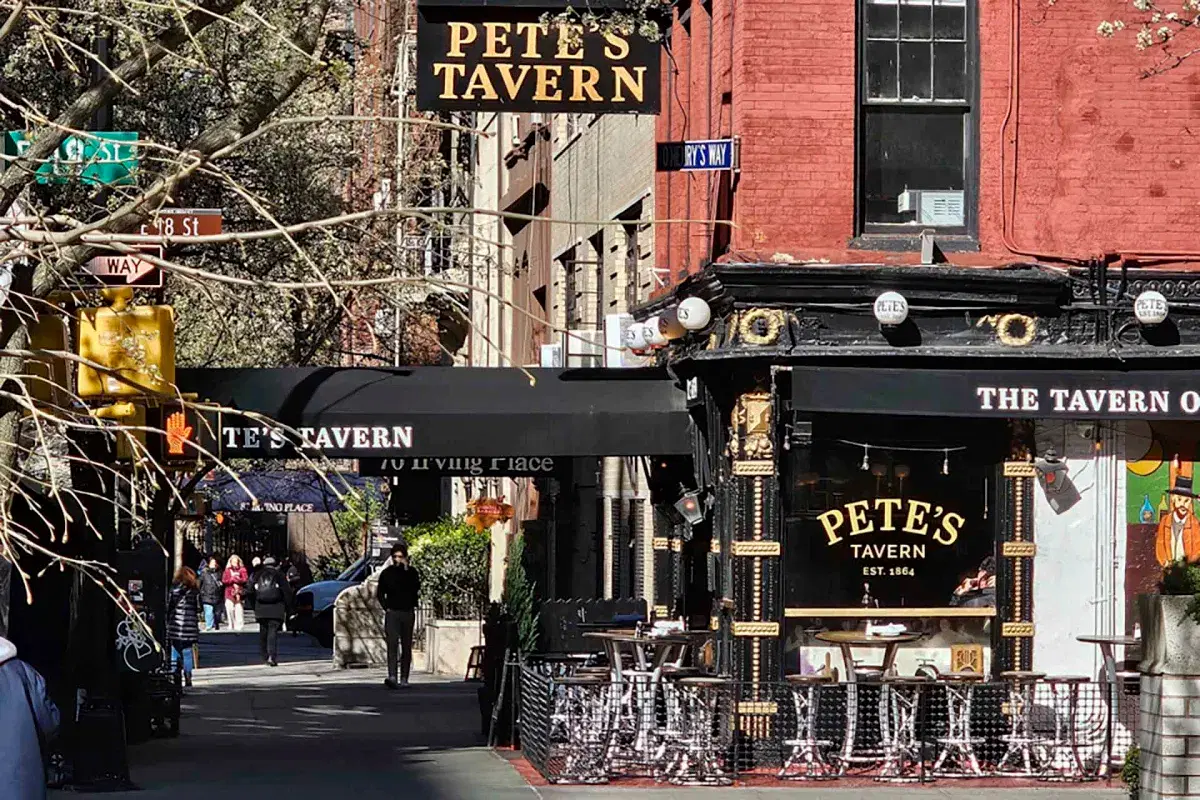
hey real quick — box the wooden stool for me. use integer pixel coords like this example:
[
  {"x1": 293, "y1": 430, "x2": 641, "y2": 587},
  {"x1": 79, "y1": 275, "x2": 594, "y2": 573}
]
[{"x1": 464, "y1": 645, "x2": 485, "y2": 681}]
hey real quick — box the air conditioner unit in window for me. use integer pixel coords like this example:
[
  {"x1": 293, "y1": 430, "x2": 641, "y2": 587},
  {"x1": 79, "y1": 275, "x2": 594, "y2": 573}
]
[
  {"x1": 540, "y1": 343, "x2": 563, "y2": 368},
  {"x1": 563, "y1": 329, "x2": 604, "y2": 368},
  {"x1": 897, "y1": 189, "x2": 965, "y2": 227}
]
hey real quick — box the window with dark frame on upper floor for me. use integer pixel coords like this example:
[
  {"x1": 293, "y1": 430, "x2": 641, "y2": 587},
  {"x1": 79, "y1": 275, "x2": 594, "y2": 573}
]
[{"x1": 859, "y1": 0, "x2": 975, "y2": 238}]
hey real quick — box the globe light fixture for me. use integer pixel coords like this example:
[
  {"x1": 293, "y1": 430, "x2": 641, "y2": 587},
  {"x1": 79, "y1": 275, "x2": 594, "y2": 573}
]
[
  {"x1": 873, "y1": 291, "x2": 909, "y2": 327},
  {"x1": 676, "y1": 296, "x2": 712, "y2": 331},
  {"x1": 1134, "y1": 290, "x2": 1169, "y2": 326},
  {"x1": 644, "y1": 316, "x2": 668, "y2": 347},
  {"x1": 623, "y1": 322, "x2": 652, "y2": 351},
  {"x1": 657, "y1": 308, "x2": 687, "y2": 340}
]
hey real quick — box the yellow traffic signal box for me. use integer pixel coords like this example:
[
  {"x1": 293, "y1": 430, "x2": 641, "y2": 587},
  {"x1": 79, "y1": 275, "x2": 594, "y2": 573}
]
[{"x1": 77, "y1": 304, "x2": 175, "y2": 398}]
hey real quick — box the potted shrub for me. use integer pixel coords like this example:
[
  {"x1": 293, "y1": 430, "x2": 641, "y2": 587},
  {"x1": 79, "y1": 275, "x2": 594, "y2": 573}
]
[{"x1": 1139, "y1": 559, "x2": 1200, "y2": 675}]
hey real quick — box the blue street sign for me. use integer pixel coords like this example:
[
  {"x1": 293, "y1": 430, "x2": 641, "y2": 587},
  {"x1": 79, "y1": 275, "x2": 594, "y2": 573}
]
[{"x1": 656, "y1": 138, "x2": 738, "y2": 172}]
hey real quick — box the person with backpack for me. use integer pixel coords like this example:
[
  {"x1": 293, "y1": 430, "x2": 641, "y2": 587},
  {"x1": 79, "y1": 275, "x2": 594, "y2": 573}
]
[
  {"x1": 222, "y1": 554, "x2": 249, "y2": 632},
  {"x1": 0, "y1": 635, "x2": 59, "y2": 800},
  {"x1": 251, "y1": 557, "x2": 292, "y2": 666},
  {"x1": 376, "y1": 542, "x2": 420, "y2": 689},
  {"x1": 199, "y1": 557, "x2": 224, "y2": 631}
]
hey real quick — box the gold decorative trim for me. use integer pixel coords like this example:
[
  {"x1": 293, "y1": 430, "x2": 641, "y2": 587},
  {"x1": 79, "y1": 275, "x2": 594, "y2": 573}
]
[
  {"x1": 652, "y1": 537, "x2": 669, "y2": 550},
  {"x1": 785, "y1": 607, "x2": 996, "y2": 618},
  {"x1": 732, "y1": 621, "x2": 780, "y2": 637},
  {"x1": 710, "y1": 616, "x2": 720, "y2": 631},
  {"x1": 1002, "y1": 541, "x2": 1037, "y2": 557},
  {"x1": 731, "y1": 540, "x2": 781, "y2": 557},
  {"x1": 738, "y1": 308, "x2": 785, "y2": 346},
  {"x1": 653, "y1": 605, "x2": 669, "y2": 617},
  {"x1": 1004, "y1": 461, "x2": 1036, "y2": 477},
  {"x1": 710, "y1": 540, "x2": 722, "y2": 554},
  {"x1": 732, "y1": 459, "x2": 775, "y2": 476},
  {"x1": 737, "y1": 701, "x2": 778, "y2": 716},
  {"x1": 1002, "y1": 622, "x2": 1035, "y2": 637},
  {"x1": 978, "y1": 313, "x2": 1038, "y2": 347}
]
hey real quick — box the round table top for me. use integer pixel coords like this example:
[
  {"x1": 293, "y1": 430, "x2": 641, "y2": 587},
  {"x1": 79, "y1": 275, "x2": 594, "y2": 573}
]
[
  {"x1": 1076, "y1": 634, "x2": 1141, "y2": 647},
  {"x1": 582, "y1": 631, "x2": 696, "y2": 645},
  {"x1": 814, "y1": 630, "x2": 924, "y2": 646}
]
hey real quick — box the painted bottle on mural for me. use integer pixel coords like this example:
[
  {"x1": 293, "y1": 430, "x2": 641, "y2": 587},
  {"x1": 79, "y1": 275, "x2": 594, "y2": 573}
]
[
  {"x1": 1159, "y1": 492, "x2": 1170, "y2": 520},
  {"x1": 1142, "y1": 495, "x2": 1156, "y2": 523}
]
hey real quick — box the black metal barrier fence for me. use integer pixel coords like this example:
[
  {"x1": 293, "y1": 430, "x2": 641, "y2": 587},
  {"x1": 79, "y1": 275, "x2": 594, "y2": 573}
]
[{"x1": 519, "y1": 665, "x2": 1138, "y2": 785}]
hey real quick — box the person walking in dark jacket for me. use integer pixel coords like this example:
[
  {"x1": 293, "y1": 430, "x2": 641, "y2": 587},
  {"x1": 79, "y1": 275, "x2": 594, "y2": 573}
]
[
  {"x1": 251, "y1": 557, "x2": 292, "y2": 666},
  {"x1": 0, "y1": 635, "x2": 59, "y2": 800},
  {"x1": 376, "y1": 542, "x2": 420, "y2": 688},
  {"x1": 167, "y1": 567, "x2": 202, "y2": 687},
  {"x1": 198, "y1": 557, "x2": 223, "y2": 631}
]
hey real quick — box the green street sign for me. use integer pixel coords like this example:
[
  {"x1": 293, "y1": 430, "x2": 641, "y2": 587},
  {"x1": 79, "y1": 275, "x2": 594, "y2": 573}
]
[{"x1": 3, "y1": 131, "x2": 139, "y2": 186}]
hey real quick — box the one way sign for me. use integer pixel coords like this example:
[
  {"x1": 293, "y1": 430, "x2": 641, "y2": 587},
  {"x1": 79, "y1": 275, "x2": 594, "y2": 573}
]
[{"x1": 83, "y1": 249, "x2": 163, "y2": 288}]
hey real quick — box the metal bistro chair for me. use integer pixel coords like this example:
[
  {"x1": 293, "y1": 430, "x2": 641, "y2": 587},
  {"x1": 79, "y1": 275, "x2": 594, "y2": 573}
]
[
  {"x1": 878, "y1": 675, "x2": 930, "y2": 782},
  {"x1": 662, "y1": 676, "x2": 731, "y2": 786},
  {"x1": 932, "y1": 671, "x2": 985, "y2": 778},
  {"x1": 550, "y1": 674, "x2": 611, "y2": 784},
  {"x1": 779, "y1": 673, "x2": 836, "y2": 780},
  {"x1": 997, "y1": 671, "x2": 1048, "y2": 776},
  {"x1": 1040, "y1": 676, "x2": 1090, "y2": 782}
]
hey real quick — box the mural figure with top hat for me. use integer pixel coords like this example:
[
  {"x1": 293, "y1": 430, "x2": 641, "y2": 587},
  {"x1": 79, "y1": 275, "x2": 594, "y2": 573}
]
[{"x1": 1156, "y1": 455, "x2": 1200, "y2": 565}]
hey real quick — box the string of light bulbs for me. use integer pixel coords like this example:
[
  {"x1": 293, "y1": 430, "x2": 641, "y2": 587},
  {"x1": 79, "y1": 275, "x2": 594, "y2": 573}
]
[{"x1": 834, "y1": 438, "x2": 969, "y2": 476}]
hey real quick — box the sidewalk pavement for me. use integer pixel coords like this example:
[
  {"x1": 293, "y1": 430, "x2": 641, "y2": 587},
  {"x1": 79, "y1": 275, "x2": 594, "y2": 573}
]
[{"x1": 52, "y1": 628, "x2": 1127, "y2": 799}]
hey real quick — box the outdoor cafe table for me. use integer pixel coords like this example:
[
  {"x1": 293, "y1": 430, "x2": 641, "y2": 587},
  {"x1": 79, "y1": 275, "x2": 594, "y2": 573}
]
[
  {"x1": 1077, "y1": 633, "x2": 1140, "y2": 777},
  {"x1": 814, "y1": 630, "x2": 926, "y2": 771},
  {"x1": 582, "y1": 631, "x2": 710, "y2": 766}
]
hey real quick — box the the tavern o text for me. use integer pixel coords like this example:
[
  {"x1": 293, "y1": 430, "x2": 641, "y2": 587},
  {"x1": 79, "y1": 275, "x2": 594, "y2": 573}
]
[{"x1": 975, "y1": 386, "x2": 1200, "y2": 414}]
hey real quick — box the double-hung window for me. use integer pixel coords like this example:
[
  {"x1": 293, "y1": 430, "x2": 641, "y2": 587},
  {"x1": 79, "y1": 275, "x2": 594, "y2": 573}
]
[{"x1": 860, "y1": 0, "x2": 975, "y2": 237}]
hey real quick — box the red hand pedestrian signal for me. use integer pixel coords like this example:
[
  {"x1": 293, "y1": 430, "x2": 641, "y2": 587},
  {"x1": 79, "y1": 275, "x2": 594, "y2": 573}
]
[{"x1": 166, "y1": 411, "x2": 193, "y2": 456}]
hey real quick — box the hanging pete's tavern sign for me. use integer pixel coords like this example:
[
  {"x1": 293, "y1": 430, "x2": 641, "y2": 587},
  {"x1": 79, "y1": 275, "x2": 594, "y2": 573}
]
[{"x1": 416, "y1": 4, "x2": 660, "y2": 113}]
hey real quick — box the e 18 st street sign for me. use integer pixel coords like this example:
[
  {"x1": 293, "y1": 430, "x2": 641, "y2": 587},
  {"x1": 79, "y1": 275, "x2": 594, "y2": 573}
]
[
  {"x1": 82, "y1": 209, "x2": 222, "y2": 288},
  {"x1": 656, "y1": 138, "x2": 739, "y2": 172}
]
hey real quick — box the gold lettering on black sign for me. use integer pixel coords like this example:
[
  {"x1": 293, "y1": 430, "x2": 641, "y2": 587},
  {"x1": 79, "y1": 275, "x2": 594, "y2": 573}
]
[
  {"x1": 817, "y1": 497, "x2": 965, "y2": 547},
  {"x1": 418, "y1": 15, "x2": 659, "y2": 113}
]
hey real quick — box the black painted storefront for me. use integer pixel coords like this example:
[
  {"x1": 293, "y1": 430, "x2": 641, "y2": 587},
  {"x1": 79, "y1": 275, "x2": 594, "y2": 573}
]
[{"x1": 641, "y1": 262, "x2": 1200, "y2": 687}]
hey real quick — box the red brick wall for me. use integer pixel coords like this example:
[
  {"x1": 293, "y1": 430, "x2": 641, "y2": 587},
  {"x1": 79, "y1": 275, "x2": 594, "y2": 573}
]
[{"x1": 655, "y1": 0, "x2": 1200, "y2": 283}]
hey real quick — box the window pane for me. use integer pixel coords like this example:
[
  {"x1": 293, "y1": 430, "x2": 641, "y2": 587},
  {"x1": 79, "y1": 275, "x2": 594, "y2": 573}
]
[
  {"x1": 933, "y1": 4, "x2": 965, "y2": 39},
  {"x1": 899, "y1": 42, "x2": 932, "y2": 99},
  {"x1": 933, "y1": 42, "x2": 965, "y2": 99},
  {"x1": 900, "y1": 0, "x2": 932, "y2": 39},
  {"x1": 866, "y1": 1, "x2": 898, "y2": 38},
  {"x1": 866, "y1": 41, "x2": 899, "y2": 99},
  {"x1": 863, "y1": 110, "x2": 965, "y2": 225}
]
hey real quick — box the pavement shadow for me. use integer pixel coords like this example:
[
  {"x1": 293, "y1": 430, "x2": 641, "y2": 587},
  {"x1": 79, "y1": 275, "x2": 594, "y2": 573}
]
[{"x1": 51, "y1": 632, "x2": 530, "y2": 800}]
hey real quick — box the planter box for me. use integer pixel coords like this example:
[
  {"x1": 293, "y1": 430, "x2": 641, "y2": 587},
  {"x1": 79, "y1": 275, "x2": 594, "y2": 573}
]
[
  {"x1": 1139, "y1": 593, "x2": 1200, "y2": 676},
  {"x1": 426, "y1": 619, "x2": 482, "y2": 677}
]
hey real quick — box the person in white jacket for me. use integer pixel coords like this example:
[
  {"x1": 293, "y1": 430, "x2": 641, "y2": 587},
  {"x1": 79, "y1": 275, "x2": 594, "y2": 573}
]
[{"x1": 0, "y1": 636, "x2": 60, "y2": 800}]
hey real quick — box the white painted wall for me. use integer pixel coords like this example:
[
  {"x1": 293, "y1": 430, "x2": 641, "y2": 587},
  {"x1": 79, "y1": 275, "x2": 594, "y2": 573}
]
[{"x1": 1032, "y1": 420, "x2": 1127, "y2": 679}]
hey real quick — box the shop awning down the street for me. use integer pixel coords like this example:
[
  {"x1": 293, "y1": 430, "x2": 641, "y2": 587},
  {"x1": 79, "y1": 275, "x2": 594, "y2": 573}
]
[
  {"x1": 176, "y1": 366, "x2": 691, "y2": 458},
  {"x1": 197, "y1": 469, "x2": 378, "y2": 512}
]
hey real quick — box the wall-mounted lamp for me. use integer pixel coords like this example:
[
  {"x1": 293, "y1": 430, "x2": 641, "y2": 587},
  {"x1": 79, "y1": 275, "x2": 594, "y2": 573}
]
[
  {"x1": 873, "y1": 291, "x2": 909, "y2": 327},
  {"x1": 674, "y1": 490, "x2": 705, "y2": 525},
  {"x1": 1134, "y1": 290, "x2": 1169, "y2": 326},
  {"x1": 676, "y1": 297, "x2": 712, "y2": 331}
]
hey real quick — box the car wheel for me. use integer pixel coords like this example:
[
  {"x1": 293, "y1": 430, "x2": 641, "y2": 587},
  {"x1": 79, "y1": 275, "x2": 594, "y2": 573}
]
[{"x1": 314, "y1": 609, "x2": 334, "y2": 649}]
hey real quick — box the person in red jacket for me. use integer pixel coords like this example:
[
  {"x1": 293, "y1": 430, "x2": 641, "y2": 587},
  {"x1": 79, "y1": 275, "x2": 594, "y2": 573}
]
[{"x1": 222, "y1": 554, "x2": 249, "y2": 631}]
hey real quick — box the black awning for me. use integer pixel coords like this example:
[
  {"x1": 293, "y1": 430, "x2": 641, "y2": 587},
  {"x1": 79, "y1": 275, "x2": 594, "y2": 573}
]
[
  {"x1": 177, "y1": 367, "x2": 691, "y2": 458},
  {"x1": 790, "y1": 365, "x2": 1200, "y2": 420}
]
